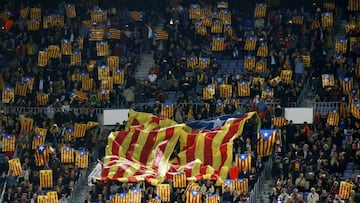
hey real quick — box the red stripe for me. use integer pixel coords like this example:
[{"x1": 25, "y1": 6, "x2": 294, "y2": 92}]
[
  {"x1": 125, "y1": 129, "x2": 140, "y2": 160},
  {"x1": 111, "y1": 131, "x2": 129, "y2": 161},
  {"x1": 203, "y1": 131, "x2": 217, "y2": 165},
  {"x1": 152, "y1": 127, "x2": 175, "y2": 170},
  {"x1": 185, "y1": 133, "x2": 197, "y2": 149},
  {"x1": 139, "y1": 130, "x2": 158, "y2": 164}
]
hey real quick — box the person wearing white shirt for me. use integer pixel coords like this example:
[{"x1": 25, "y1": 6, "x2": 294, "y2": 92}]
[{"x1": 307, "y1": 187, "x2": 319, "y2": 203}]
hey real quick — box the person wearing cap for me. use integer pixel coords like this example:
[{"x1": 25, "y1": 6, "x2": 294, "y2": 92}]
[{"x1": 307, "y1": 187, "x2": 319, "y2": 203}]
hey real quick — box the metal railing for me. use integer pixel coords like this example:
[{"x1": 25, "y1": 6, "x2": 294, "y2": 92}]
[
  {"x1": 296, "y1": 79, "x2": 311, "y2": 106},
  {"x1": 314, "y1": 102, "x2": 340, "y2": 115}
]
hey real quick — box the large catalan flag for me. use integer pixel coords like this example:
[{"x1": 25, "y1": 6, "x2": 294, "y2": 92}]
[
  {"x1": 74, "y1": 123, "x2": 87, "y2": 138},
  {"x1": 75, "y1": 150, "x2": 89, "y2": 168},
  {"x1": 1, "y1": 133, "x2": 16, "y2": 152},
  {"x1": 35, "y1": 145, "x2": 49, "y2": 166},
  {"x1": 327, "y1": 109, "x2": 340, "y2": 126},
  {"x1": 2, "y1": 86, "x2": 15, "y2": 103},
  {"x1": 129, "y1": 11, "x2": 144, "y2": 21},
  {"x1": 219, "y1": 84, "x2": 233, "y2": 98},
  {"x1": 8, "y1": 158, "x2": 22, "y2": 176},
  {"x1": 161, "y1": 104, "x2": 174, "y2": 119},
  {"x1": 40, "y1": 169, "x2": 53, "y2": 188},
  {"x1": 257, "y1": 129, "x2": 276, "y2": 157},
  {"x1": 98, "y1": 89, "x2": 110, "y2": 102},
  {"x1": 156, "y1": 184, "x2": 170, "y2": 202},
  {"x1": 236, "y1": 153, "x2": 251, "y2": 172},
  {"x1": 61, "y1": 146, "x2": 75, "y2": 163},
  {"x1": 172, "y1": 172, "x2": 187, "y2": 188},
  {"x1": 244, "y1": 36, "x2": 257, "y2": 51},
  {"x1": 254, "y1": 3, "x2": 267, "y2": 17},
  {"x1": 186, "y1": 190, "x2": 202, "y2": 203},
  {"x1": 96, "y1": 41, "x2": 109, "y2": 56},
  {"x1": 65, "y1": 3, "x2": 76, "y2": 18},
  {"x1": 212, "y1": 36, "x2": 225, "y2": 51},
  {"x1": 19, "y1": 117, "x2": 34, "y2": 135},
  {"x1": 322, "y1": 74, "x2": 335, "y2": 87},
  {"x1": 107, "y1": 28, "x2": 121, "y2": 40},
  {"x1": 322, "y1": 12, "x2": 333, "y2": 28},
  {"x1": 339, "y1": 181, "x2": 353, "y2": 199},
  {"x1": 125, "y1": 110, "x2": 178, "y2": 130},
  {"x1": 100, "y1": 77, "x2": 114, "y2": 92}
]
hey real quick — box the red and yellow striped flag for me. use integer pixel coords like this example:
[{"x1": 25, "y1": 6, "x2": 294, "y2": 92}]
[
  {"x1": 61, "y1": 39, "x2": 72, "y2": 55},
  {"x1": 161, "y1": 104, "x2": 174, "y2": 119},
  {"x1": 100, "y1": 77, "x2": 114, "y2": 92},
  {"x1": 98, "y1": 89, "x2": 110, "y2": 102},
  {"x1": 199, "y1": 57, "x2": 210, "y2": 69},
  {"x1": 107, "y1": 56, "x2": 119, "y2": 70},
  {"x1": 87, "y1": 121, "x2": 99, "y2": 130},
  {"x1": 74, "y1": 90, "x2": 87, "y2": 103},
  {"x1": 339, "y1": 181, "x2": 353, "y2": 199},
  {"x1": 91, "y1": 9, "x2": 107, "y2": 23},
  {"x1": 257, "y1": 129, "x2": 276, "y2": 157},
  {"x1": 224, "y1": 24, "x2": 233, "y2": 36},
  {"x1": 280, "y1": 70, "x2": 292, "y2": 84},
  {"x1": 244, "y1": 55, "x2": 255, "y2": 71},
  {"x1": 157, "y1": 184, "x2": 170, "y2": 202},
  {"x1": 65, "y1": 3, "x2": 76, "y2": 18},
  {"x1": 335, "y1": 55, "x2": 346, "y2": 64},
  {"x1": 64, "y1": 128, "x2": 74, "y2": 142},
  {"x1": 244, "y1": 36, "x2": 257, "y2": 51},
  {"x1": 70, "y1": 51, "x2": 82, "y2": 66},
  {"x1": 211, "y1": 19, "x2": 223, "y2": 33},
  {"x1": 43, "y1": 15, "x2": 51, "y2": 29},
  {"x1": 261, "y1": 87, "x2": 274, "y2": 100},
  {"x1": 148, "y1": 197, "x2": 161, "y2": 203},
  {"x1": 311, "y1": 19, "x2": 321, "y2": 30},
  {"x1": 82, "y1": 78, "x2": 94, "y2": 91},
  {"x1": 187, "y1": 55, "x2": 198, "y2": 69},
  {"x1": 349, "y1": 37, "x2": 358, "y2": 50},
  {"x1": 98, "y1": 65, "x2": 110, "y2": 80},
  {"x1": 75, "y1": 150, "x2": 89, "y2": 168},
  {"x1": 236, "y1": 153, "x2": 251, "y2": 172},
  {"x1": 35, "y1": 145, "x2": 49, "y2": 166},
  {"x1": 217, "y1": 1, "x2": 228, "y2": 8},
  {"x1": 27, "y1": 19, "x2": 40, "y2": 31},
  {"x1": 322, "y1": 74, "x2": 335, "y2": 87},
  {"x1": 322, "y1": 12, "x2": 333, "y2": 28},
  {"x1": 212, "y1": 36, "x2": 225, "y2": 51},
  {"x1": 186, "y1": 190, "x2": 202, "y2": 203},
  {"x1": 273, "y1": 117, "x2": 286, "y2": 128},
  {"x1": 30, "y1": 7, "x2": 41, "y2": 19},
  {"x1": 20, "y1": 7, "x2": 29, "y2": 19},
  {"x1": 254, "y1": 3, "x2": 267, "y2": 17},
  {"x1": 324, "y1": 1, "x2": 335, "y2": 10},
  {"x1": 129, "y1": 11, "x2": 144, "y2": 21},
  {"x1": 173, "y1": 172, "x2": 187, "y2": 188},
  {"x1": 252, "y1": 77, "x2": 265, "y2": 85},
  {"x1": 292, "y1": 16, "x2": 304, "y2": 25},
  {"x1": 37, "y1": 51, "x2": 49, "y2": 67},
  {"x1": 40, "y1": 169, "x2": 53, "y2": 188},
  {"x1": 189, "y1": 4, "x2": 201, "y2": 19},
  {"x1": 74, "y1": 123, "x2": 87, "y2": 138},
  {"x1": 236, "y1": 178, "x2": 249, "y2": 194},
  {"x1": 350, "y1": 99, "x2": 360, "y2": 119},
  {"x1": 46, "y1": 191, "x2": 58, "y2": 203},
  {"x1": 257, "y1": 42, "x2": 268, "y2": 57},
  {"x1": 89, "y1": 29, "x2": 105, "y2": 41},
  {"x1": 195, "y1": 22, "x2": 207, "y2": 36},
  {"x1": 301, "y1": 54, "x2": 311, "y2": 67},
  {"x1": 50, "y1": 14, "x2": 64, "y2": 28},
  {"x1": 255, "y1": 58, "x2": 267, "y2": 73},
  {"x1": 219, "y1": 84, "x2": 232, "y2": 98},
  {"x1": 76, "y1": 37, "x2": 84, "y2": 50},
  {"x1": 335, "y1": 38, "x2": 348, "y2": 54},
  {"x1": 32, "y1": 134, "x2": 46, "y2": 150},
  {"x1": 36, "y1": 93, "x2": 49, "y2": 106},
  {"x1": 1, "y1": 133, "x2": 16, "y2": 152},
  {"x1": 206, "y1": 193, "x2": 219, "y2": 203},
  {"x1": 203, "y1": 84, "x2": 215, "y2": 100},
  {"x1": 37, "y1": 195, "x2": 49, "y2": 203},
  {"x1": 154, "y1": 29, "x2": 169, "y2": 40},
  {"x1": 270, "y1": 76, "x2": 282, "y2": 86},
  {"x1": 96, "y1": 41, "x2": 109, "y2": 56},
  {"x1": 339, "y1": 77, "x2": 353, "y2": 93},
  {"x1": 25, "y1": 77, "x2": 34, "y2": 93},
  {"x1": 61, "y1": 146, "x2": 74, "y2": 163},
  {"x1": 35, "y1": 126, "x2": 48, "y2": 137},
  {"x1": 327, "y1": 109, "x2": 340, "y2": 126},
  {"x1": 19, "y1": 117, "x2": 34, "y2": 135},
  {"x1": 2, "y1": 86, "x2": 15, "y2": 104},
  {"x1": 219, "y1": 9, "x2": 231, "y2": 24},
  {"x1": 107, "y1": 28, "x2": 121, "y2": 40},
  {"x1": 201, "y1": 13, "x2": 212, "y2": 26},
  {"x1": 349, "y1": 0, "x2": 360, "y2": 11},
  {"x1": 15, "y1": 81, "x2": 28, "y2": 97},
  {"x1": 110, "y1": 193, "x2": 127, "y2": 203},
  {"x1": 8, "y1": 158, "x2": 22, "y2": 176},
  {"x1": 47, "y1": 45, "x2": 61, "y2": 58},
  {"x1": 222, "y1": 179, "x2": 237, "y2": 192}
]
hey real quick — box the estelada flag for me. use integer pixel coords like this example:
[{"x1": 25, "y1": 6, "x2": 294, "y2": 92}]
[
  {"x1": 244, "y1": 36, "x2": 257, "y2": 51},
  {"x1": 161, "y1": 104, "x2": 174, "y2": 119},
  {"x1": 98, "y1": 64, "x2": 110, "y2": 80},
  {"x1": 335, "y1": 37, "x2": 348, "y2": 54},
  {"x1": 74, "y1": 90, "x2": 87, "y2": 102},
  {"x1": 43, "y1": 15, "x2": 51, "y2": 29},
  {"x1": 19, "y1": 117, "x2": 34, "y2": 135},
  {"x1": 261, "y1": 87, "x2": 274, "y2": 99},
  {"x1": 27, "y1": 18, "x2": 40, "y2": 31},
  {"x1": 219, "y1": 84, "x2": 232, "y2": 98},
  {"x1": 154, "y1": 29, "x2": 168, "y2": 40},
  {"x1": 205, "y1": 193, "x2": 220, "y2": 203},
  {"x1": 194, "y1": 21, "x2": 207, "y2": 36},
  {"x1": 40, "y1": 169, "x2": 53, "y2": 188},
  {"x1": 74, "y1": 123, "x2": 87, "y2": 138},
  {"x1": 348, "y1": 0, "x2": 360, "y2": 11},
  {"x1": 20, "y1": 7, "x2": 29, "y2": 19},
  {"x1": 339, "y1": 181, "x2": 353, "y2": 199},
  {"x1": 61, "y1": 146, "x2": 74, "y2": 163},
  {"x1": 222, "y1": 179, "x2": 236, "y2": 192},
  {"x1": 96, "y1": 41, "x2": 109, "y2": 56},
  {"x1": 75, "y1": 150, "x2": 89, "y2": 168},
  {"x1": 230, "y1": 98, "x2": 241, "y2": 110},
  {"x1": 339, "y1": 77, "x2": 353, "y2": 93},
  {"x1": 2, "y1": 86, "x2": 14, "y2": 104},
  {"x1": 257, "y1": 129, "x2": 276, "y2": 157},
  {"x1": 32, "y1": 134, "x2": 46, "y2": 150},
  {"x1": 187, "y1": 55, "x2": 198, "y2": 69},
  {"x1": 127, "y1": 188, "x2": 141, "y2": 203},
  {"x1": 236, "y1": 178, "x2": 249, "y2": 194},
  {"x1": 254, "y1": 3, "x2": 266, "y2": 17},
  {"x1": 219, "y1": 9, "x2": 231, "y2": 24},
  {"x1": 350, "y1": 99, "x2": 360, "y2": 119},
  {"x1": 321, "y1": 12, "x2": 333, "y2": 28},
  {"x1": 37, "y1": 195, "x2": 49, "y2": 203},
  {"x1": 100, "y1": 77, "x2": 113, "y2": 92},
  {"x1": 236, "y1": 153, "x2": 251, "y2": 172},
  {"x1": 47, "y1": 45, "x2": 61, "y2": 58},
  {"x1": 186, "y1": 189, "x2": 202, "y2": 203},
  {"x1": 327, "y1": 109, "x2": 340, "y2": 126},
  {"x1": 217, "y1": 1, "x2": 228, "y2": 8},
  {"x1": 113, "y1": 69, "x2": 125, "y2": 85},
  {"x1": 35, "y1": 127, "x2": 47, "y2": 137},
  {"x1": 24, "y1": 77, "x2": 34, "y2": 93},
  {"x1": 65, "y1": 3, "x2": 76, "y2": 18},
  {"x1": 156, "y1": 184, "x2": 170, "y2": 202},
  {"x1": 70, "y1": 51, "x2": 81, "y2": 66},
  {"x1": 211, "y1": 19, "x2": 223, "y2": 33},
  {"x1": 201, "y1": 14, "x2": 213, "y2": 27},
  {"x1": 203, "y1": 84, "x2": 215, "y2": 100},
  {"x1": 322, "y1": 74, "x2": 335, "y2": 87},
  {"x1": 86, "y1": 121, "x2": 99, "y2": 130},
  {"x1": 64, "y1": 128, "x2": 74, "y2": 142},
  {"x1": 46, "y1": 191, "x2": 58, "y2": 203},
  {"x1": 8, "y1": 158, "x2": 22, "y2": 176},
  {"x1": 98, "y1": 89, "x2": 110, "y2": 102},
  {"x1": 76, "y1": 36, "x2": 84, "y2": 50},
  {"x1": 301, "y1": 54, "x2": 311, "y2": 67},
  {"x1": 189, "y1": 4, "x2": 201, "y2": 19},
  {"x1": 50, "y1": 14, "x2": 64, "y2": 28},
  {"x1": 273, "y1": 117, "x2": 286, "y2": 127},
  {"x1": 269, "y1": 76, "x2": 282, "y2": 86},
  {"x1": 335, "y1": 55, "x2": 346, "y2": 64},
  {"x1": 199, "y1": 57, "x2": 210, "y2": 69},
  {"x1": 82, "y1": 78, "x2": 93, "y2": 91},
  {"x1": 148, "y1": 196, "x2": 161, "y2": 203},
  {"x1": 349, "y1": 37, "x2": 358, "y2": 50},
  {"x1": 173, "y1": 172, "x2": 187, "y2": 188},
  {"x1": 292, "y1": 16, "x2": 304, "y2": 25},
  {"x1": 15, "y1": 81, "x2": 28, "y2": 97},
  {"x1": 89, "y1": 29, "x2": 105, "y2": 41},
  {"x1": 107, "y1": 28, "x2": 121, "y2": 40},
  {"x1": 252, "y1": 77, "x2": 265, "y2": 85},
  {"x1": 107, "y1": 56, "x2": 119, "y2": 70},
  {"x1": 61, "y1": 39, "x2": 72, "y2": 55},
  {"x1": 38, "y1": 50, "x2": 49, "y2": 67},
  {"x1": 129, "y1": 11, "x2": 144, "y2": 21},
  {"x1": 35, "y1": 145, "x2": 49, "y2": 166},
  {"x1": 30, "y1": 7, "x2": 41, "y2": 19},
  {"x1": 324, "y1": 1, "x2": 335, "y2": 10},
  {"x1": 91, "y1": 8, "x2": 107, "y2": 23},
  {"x1": 1, "y1": 133, "x2": 16, "y2": 152},
  {"x1": 311, "y1": 19, "x2": 321, "y2": 30},
  {"x1": 257, "y1": 41, "x2": 268, "y2": 57},
  {"x1": 255, "y1": 58, "x2": 267, "y2": 73},
  {"x1": 224, "y1": 24, "x2": 233, "y2": 36},
  {"x1": 36, "y1": 92, "x2": 49, "y2": 106},
  {"x1": 212, "y1": 36, "x2": 225, "y2": 51},
  {"x1": 244, "y1": 55, "x2": 255, "y2": 71},
  {"x1": 280, "y1": 70, "x2": 292, "y2": 84}
]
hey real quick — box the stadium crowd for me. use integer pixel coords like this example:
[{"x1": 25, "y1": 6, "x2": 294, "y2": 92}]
[{"x1": 0, "y1": 0, "x2": 360, "y2": 202}]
